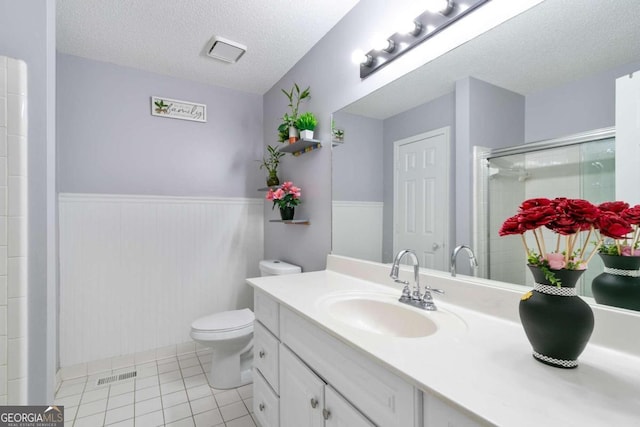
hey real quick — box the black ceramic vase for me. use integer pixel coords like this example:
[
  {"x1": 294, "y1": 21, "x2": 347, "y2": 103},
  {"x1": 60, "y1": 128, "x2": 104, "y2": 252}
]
[
  {"x1": 592, "y1": 254, "x2": 640, "y2": 311},
  {"x1": 279, "y1": 206, "x2": 294, "y2": 221},
  {"x1": 519, "y1": 265, "x2": 594, "y2": 369}
]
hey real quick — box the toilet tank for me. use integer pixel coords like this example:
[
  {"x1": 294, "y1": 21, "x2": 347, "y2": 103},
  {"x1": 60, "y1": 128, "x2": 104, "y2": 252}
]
[{"x1": 259, "y1": 260, "x2": 301, "y2": 277}]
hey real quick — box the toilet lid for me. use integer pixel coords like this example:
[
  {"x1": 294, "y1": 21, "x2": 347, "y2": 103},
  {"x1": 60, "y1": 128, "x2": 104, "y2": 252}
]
[{"x1": 191, "y1": 308, "x2": 254, "y2": 333}]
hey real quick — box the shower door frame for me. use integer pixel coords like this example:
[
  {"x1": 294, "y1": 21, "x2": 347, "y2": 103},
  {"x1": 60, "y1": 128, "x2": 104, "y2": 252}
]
[{"x1": 472, "y1": 126, "x2": 616, "y2": 281}]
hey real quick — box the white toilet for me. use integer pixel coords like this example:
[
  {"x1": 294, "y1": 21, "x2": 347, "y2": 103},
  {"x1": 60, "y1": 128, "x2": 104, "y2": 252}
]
[{"x1": 191, "y1": 259, "x2": 301, "y2": 389}]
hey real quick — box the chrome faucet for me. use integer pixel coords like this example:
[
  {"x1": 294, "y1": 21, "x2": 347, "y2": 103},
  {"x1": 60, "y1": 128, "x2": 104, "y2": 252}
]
[
  {"x1": 450, "y1": 245, "x2": 478, "y2": 277},
  {"x1": 390, "y1": 249, "x2": 444, "y2": 311}
]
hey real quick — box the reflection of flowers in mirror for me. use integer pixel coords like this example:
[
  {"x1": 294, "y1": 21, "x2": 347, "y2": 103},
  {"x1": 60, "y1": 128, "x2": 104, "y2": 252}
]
[
  {"x1": 498, "y1": 197, "x2": 639, "y2": 286},
  {"x1": 266, "y1": 181, "x2": 302, "y2": 210}
]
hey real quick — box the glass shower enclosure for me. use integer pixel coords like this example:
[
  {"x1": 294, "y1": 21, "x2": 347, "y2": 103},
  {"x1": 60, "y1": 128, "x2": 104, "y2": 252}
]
[{"x1": 475, "y1": 128, "x2": 615, "y2": 297}]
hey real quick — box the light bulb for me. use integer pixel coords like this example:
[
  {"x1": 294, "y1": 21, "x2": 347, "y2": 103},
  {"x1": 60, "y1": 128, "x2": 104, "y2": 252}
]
[
  {"x1": 351, "y1": 49, "x2": 366, "y2": 65},
  {"x1": 398, "y1": 19, "x2": 424, "y2": 36},
  {"x1": 425, "y1": 0, "x2": 448, "y2": 13},
  {"x1": 371, "y1": 33, "x2": 388, "y2": 51},
  {"x1": 351, "y1": 49, "x2": 373, "y2": 66}
]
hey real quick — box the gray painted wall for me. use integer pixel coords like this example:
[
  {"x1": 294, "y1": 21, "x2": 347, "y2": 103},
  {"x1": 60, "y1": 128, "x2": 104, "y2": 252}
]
[
  {"x1": 382, "y1": 92, "x2": 456, "y2": 262},
  {"x1": 331, "y1": 111, "x2": 383, "y2": 202},
  {"x1": 455, "y1": 77, "x2": 525, "y2": 274},
  {"x1": 0, "y1": 0, "x2": 57, "y2": 404},
  {"x1": 525, "y1": 59, "x2": 640, "y2": 142},
  {"x1": 262, "y1": 0, "x2": 471, "y2": 272},
  {"x1": 57, "y1": 54, "x2": 264, "y2": 197}
]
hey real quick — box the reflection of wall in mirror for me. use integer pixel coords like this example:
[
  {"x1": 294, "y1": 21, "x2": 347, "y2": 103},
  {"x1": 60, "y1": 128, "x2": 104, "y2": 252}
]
[{"x1": 332, "y1": 112, "x2": 384, "y2": 262}]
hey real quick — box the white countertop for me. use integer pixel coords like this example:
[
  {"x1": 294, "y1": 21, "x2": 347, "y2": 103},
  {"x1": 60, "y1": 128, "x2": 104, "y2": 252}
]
[{"x1": 247, "y1": 264, "x2": 640, "y2": 427}]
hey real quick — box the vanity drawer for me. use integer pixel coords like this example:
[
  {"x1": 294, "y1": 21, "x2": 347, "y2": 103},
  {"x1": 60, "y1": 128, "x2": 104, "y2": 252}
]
[
  {"x1": 254, "y1": 290, "x2": 280, "y2": 336},
  {"x1": 254, "y1": 320, "x2": 280, "y2": 394},
  {"x1": 253, "y1": 368, "x2": 280, "y2": 427},
  {"x1": 280, "y1": 307, "x2": 417, "y2": 427}
]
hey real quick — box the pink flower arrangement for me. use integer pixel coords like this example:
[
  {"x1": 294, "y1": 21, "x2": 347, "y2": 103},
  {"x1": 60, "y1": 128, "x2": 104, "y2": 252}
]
[
  {"x1": 499, "y1": 198, "x2": 639, "y2": 283},
  {"x1": 266, "y1": 181, "x2": 302, "y2": 210}
]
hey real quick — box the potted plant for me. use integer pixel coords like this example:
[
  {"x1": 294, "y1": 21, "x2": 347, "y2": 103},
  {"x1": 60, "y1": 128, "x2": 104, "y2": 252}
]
[
  {"x1": 280, "y1": 83, "x2": 310, "y2": 143},
  {"x1": 296, "y1": 112, "x2": 318, "y2": 140},
  {"x1": 266, "y1": 181, "x2": 301, "y2": 220},
  {"x1": 259, "y1": 145, "x2": 285, "y2": 187}
]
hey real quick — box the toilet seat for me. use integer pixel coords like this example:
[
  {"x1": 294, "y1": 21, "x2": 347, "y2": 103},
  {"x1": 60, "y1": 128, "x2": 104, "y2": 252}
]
[{"x1": 191, "y1": 308, "x2": 254, "y2": 341}]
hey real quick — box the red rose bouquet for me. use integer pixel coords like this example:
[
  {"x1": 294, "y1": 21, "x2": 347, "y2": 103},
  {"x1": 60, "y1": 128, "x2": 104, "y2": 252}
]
[
  {"x1": 597, "y1": 202, "x2": 640, "y2": 256},
  {"x1": 499, "y1": 197, "x2": 634, "y2": 285}
]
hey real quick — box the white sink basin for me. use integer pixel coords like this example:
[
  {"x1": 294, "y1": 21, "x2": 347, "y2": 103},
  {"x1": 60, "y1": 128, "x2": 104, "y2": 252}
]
[{"x1": 318, "y1": 291, "x2": 466, "y2": 338}]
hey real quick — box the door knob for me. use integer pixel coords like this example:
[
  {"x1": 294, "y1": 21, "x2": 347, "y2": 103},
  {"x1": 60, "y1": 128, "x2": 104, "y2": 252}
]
[
  {"x1": 259, "y1": 403, "x2": 265, "y2": 411},
  {"x1": 310, "y1": 398, "x2": 319, "y2": 408},
  {"x1": 258, "y1": 350, "x2": 265, "y2": 358},
  {"x1": 322, "y1": 409, "x2": 331, "y2": 420},
  {"x1": 432, "y1": 243, "x2": 441, "y2": 250}
]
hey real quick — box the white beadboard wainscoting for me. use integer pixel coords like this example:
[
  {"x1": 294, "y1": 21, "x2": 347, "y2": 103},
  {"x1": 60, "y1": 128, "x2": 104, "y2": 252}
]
[
  {"x1": 332, "y1": 201, "x2": 383, "y2": 263},
  {"x1": 58, "y1": 193, "x2": 264, "y2": 368}
]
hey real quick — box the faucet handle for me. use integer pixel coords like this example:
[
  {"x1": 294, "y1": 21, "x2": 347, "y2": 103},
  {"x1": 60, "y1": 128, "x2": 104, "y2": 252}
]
[{"x1": 425, "y1": 286, "x2": 444, "y2": 294}]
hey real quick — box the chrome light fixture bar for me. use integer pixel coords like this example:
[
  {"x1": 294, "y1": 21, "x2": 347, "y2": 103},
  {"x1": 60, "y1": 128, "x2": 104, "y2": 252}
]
[{"x1": 359, "y1": 0, "x2": 490, "y2": 79}]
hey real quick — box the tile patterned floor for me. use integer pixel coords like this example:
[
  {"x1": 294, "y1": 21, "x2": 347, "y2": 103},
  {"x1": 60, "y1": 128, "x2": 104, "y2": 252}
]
[{"x1": 54, "y1": 350, "x2": 256, "y2": 427}]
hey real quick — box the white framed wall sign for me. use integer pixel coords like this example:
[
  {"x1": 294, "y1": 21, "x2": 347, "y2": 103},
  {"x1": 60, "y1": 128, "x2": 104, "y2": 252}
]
[{"x1": 151, "y1": 96, "x2": 207, "y2": 122}]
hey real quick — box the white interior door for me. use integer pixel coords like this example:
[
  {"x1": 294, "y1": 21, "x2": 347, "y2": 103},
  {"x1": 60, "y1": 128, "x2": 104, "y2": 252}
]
[{"x1": 393, "y1": 127, "x2": 450, "y2": 271}]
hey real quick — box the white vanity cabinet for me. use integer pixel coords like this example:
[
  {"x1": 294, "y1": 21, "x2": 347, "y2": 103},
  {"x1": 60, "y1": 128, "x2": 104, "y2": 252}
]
[
  {"x1": 279, "y1": 344, "x2": 374, "y2": 427},
  {"x1": 253, "y1": 290, "x2": 420, "y2": 427},
  {"x1": 423, "y1": 391, "x2": 485, "y2": 427}
]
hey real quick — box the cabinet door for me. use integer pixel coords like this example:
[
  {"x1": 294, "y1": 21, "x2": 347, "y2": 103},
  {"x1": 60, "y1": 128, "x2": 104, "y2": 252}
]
[
  {"x1": 253, "y1": 369, "x2": 279, "y2": 427},
  {"x1": 324, "y1": 385, "x2": 374, "y2": 427},
  {"x1": 279, "y1": 345, "x2": 324, "y2": 427},
  {"x1": 424, "y1": 392, "x2": 485, "y2": 427},
  {"x1": 254, "y1": 321, "x2": 280, "y2": 394}
]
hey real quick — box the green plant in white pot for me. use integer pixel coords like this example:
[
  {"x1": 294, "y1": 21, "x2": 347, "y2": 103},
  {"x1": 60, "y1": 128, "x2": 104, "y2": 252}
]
[
  {"x1": 296, "y1": 112, "x2": 317, "y2": 140},
  {"x1": 279, "y1": 83, "x2": 310, "y2": 143}
]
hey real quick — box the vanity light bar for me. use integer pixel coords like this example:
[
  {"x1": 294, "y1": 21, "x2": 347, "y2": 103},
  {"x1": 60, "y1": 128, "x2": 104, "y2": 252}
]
[{"x1": 359, "y1": 0, "x2": 490, "y2": 79}]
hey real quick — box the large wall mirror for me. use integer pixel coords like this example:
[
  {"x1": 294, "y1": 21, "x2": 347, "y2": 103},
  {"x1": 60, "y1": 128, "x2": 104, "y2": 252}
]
[{"x1": 331, "y1": 0, "x2": 640, "y2": 307}]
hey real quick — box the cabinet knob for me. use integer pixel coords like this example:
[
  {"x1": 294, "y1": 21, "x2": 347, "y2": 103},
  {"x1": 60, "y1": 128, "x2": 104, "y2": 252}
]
[
  {"x1": 322, "y1": 408, "x2": 331, "y2": 420},
  {"x1": 259, "y1": 350, "x2": 266, "y2": 358},
  {"x1": 310, "y1": 398, "x2": 318, "y2": 409},
  {"x1": 259, "y1": 403, "x2": 265, "y2": 412}
]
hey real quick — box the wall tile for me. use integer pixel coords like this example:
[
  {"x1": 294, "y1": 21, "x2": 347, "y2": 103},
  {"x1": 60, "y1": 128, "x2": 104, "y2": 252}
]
[
  {"x1": 0, "y1": 218, "x2": 6, "y2": 247},
  {"x1": 6, "y1": 60, "x2": 26, "y2": 96},
  {"x1": 7, "y1": 136, "x2": 25, "y2": 177},
  {"x1": 0, "y1": 336, "x2": 6, "y2": 365},
  {"x1": 7, "y1": 257, "x2": 24, "y2": 299},
  {"x1": 0, "y1": 97, "x2": 6, "y2": 128},
  {"x1": 0, "y1": 367, "x2": 6, "y2": 395},
  {"x1": 7, "y1": 297, "x2": 26, "y2": 339},
  {"x1": 0, "y1": 58, "x2": 6, "y2": 97},
  {"x1": 0, "y1": 306, "x2": 6, "y2": 336},
  {"x1": 7, "y1": 218, "x2": 24, "y2": 258},
  {"x1": 8, "y1": 176, "x2": 24, "y2": 217},
  {"x1": 7, "y1": 338, "x2": 25, "y2": 380},
  {"x1": 7, "y1": 378, "x2": 26, "y2": 405},
  {"x1": 0, "y1": 276, "x2": 6, "y2": 306},
  {"x1": 0, "y1": 247, "x2": 6, "y2": 276},
  {"x1": 0, "y1": 187, "x2": 6, "y2": 217},
  {"x1": 6, "y1": 94, "x2": 26, "y2": 137}
]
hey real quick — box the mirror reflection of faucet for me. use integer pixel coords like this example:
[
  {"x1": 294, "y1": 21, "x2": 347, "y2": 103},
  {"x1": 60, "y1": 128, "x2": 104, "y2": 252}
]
[
  {"x1": 450, "y1": 245, "x2": 478, "y2": 277},
  {"x1": 390, "y1": 249, "x2": 444, "y2": 311}
]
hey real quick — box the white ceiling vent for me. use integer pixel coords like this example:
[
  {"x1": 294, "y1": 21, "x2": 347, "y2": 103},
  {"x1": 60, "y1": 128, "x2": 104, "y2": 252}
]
[{"x1": 207, "y1": 36, "x2": 247, "y2": 63}]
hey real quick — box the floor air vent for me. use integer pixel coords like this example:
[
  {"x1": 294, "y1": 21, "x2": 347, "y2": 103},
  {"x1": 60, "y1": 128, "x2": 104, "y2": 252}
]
[{"x1": 96, "y1": 370, "x2": 137, "y2": 386}]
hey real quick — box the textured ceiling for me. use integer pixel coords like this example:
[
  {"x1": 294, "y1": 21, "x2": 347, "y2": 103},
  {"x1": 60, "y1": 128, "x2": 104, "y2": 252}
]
[
  {"x1": 56, "y1": 0, "x2": 359, "y2": 95},
  {"x1": 342, "y1": 0, "x2": 640, "y2": 119}
]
